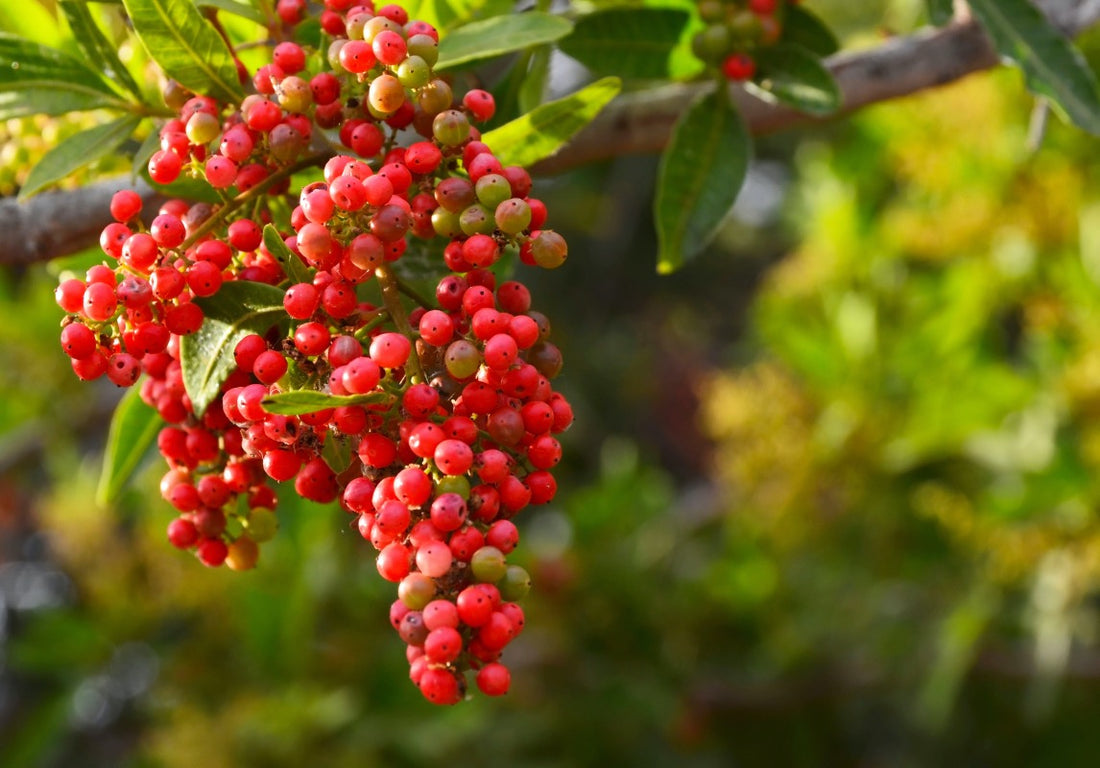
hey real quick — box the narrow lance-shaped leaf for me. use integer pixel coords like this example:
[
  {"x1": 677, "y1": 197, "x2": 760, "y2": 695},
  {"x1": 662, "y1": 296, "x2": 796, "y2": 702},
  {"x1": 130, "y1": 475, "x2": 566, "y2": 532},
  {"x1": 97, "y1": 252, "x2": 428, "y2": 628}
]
[
  {"x1": 263, "y1": 224, "x2": 312, "y2": 286},
  {"x1": 748, "y1": 43, "x2": 841, "y2": 116},
  {"x1": 557, "y1": 7, "x2": 690, "y2": 80},
  {"x1": 196, "y1": 0, "x2": 267, "y2": 26},
  {"x1": 0, "y1": 33, "x2": 131, "y2": 120},
  {"x1": 482, "y1": 76, "x2": 622, "y2": 169},
  {"x1": 97, "y1": 385, "x2": 164, "y2": 506},
  {"x1": 968, "y1": 0, "x2": 1100, "y2": 135},
  {"x1": 59, "y1": 0, "x2": 145, "y2": 100},
  {"x1": 19, "y1": 115, "x2": 141, "y2": 200},
  {"x1": 655, "y1": 86, "x2": 750, "y2": 274},
  {"x1": 436, "y1": 12, "x2": 573, "y2": 70},
  {"x1": 518, "y1": 45, "x2": 551, "y2": 116},
  {"x1": 180, "y1": 281, "x2": 290, "y2": 416},
  {"x1": 781, "y1": 6, "x2": 840, "y2": 57},
  {"x1": 121, "y1": 0, "x2": 244, "y2": 103},
  {"x1": 262, "y1": 390, "x2": 395, "y2": 415}
]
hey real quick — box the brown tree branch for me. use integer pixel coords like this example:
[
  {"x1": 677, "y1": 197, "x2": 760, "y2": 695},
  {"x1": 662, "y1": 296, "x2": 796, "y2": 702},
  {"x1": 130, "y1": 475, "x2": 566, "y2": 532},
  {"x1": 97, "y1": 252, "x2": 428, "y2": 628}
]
[
  {"x1": 532, "y1": 21, "x2": 997, "y2": 175},
  {"x1": 3, "y1": 1, "x2": 1099, "y2": 266},
  {"x1": 0, "y1": 178, "x2": 162, "y2": 268}
]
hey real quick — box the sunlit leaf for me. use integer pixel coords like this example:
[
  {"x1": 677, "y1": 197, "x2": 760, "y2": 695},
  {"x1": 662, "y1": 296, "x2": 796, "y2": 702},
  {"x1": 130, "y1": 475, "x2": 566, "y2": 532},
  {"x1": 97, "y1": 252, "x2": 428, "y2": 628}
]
[
  {"x1": 59, "y1": 0, "x2": 144, "y2": 99},
  {"x1": 196, "y1": 0, "x2": 266, "y2": 25},
  {"x1": 436, "y1": 12, "x2": 572, "y2": 70},
  {"x1": 121, "y1": 0, "x2": 244, "y2": 103},
  {"x1": 262, "y1": 390, "x2": 394, "y2": 415},
  {"x1": 0, "y1": 32, "x2": 130, "y2": 120},
  {"x1": 19, "y1": 115, "x2": 141, "y2": 200},
  {"x1": 482, "y1": 76, "x2": 621, "y2": 168}
]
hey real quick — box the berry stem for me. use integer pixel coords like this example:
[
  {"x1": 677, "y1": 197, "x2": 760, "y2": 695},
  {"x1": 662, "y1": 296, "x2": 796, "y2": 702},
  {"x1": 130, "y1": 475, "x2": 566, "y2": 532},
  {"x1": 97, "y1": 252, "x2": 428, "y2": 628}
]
[
  {"x1": 375, "y1": 263, "x2": 425, "y2": 383},
  {"x1": 395, "y1": 274, "x2": 434, "y2": 310},
  {"x1": 179, "y1": 152, "x2": 329, "y2": 251}
]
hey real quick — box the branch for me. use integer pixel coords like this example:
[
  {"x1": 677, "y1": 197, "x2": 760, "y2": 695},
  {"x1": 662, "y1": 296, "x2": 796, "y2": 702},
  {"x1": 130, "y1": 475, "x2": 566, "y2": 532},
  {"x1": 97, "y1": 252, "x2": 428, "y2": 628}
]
[
  {"x1": 0, "y1": 178, "x2": 163, "y2": 268},
  {"x1": 534, "y1": 21, "x2": 996, "y2": 174},
  {"x1": 4, "y1": 1, "x2": 1100, "y2": 266}
]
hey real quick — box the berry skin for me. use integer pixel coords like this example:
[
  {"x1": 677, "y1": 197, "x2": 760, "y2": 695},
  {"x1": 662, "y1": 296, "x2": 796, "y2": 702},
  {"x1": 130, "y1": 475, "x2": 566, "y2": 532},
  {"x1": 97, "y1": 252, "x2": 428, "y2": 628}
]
[
  {"x1": 476, "y1": 662, "x2": 511, "y2": 696},
  {"x1": 722, "y1": 52, "x2": 756, "y2": 81}
]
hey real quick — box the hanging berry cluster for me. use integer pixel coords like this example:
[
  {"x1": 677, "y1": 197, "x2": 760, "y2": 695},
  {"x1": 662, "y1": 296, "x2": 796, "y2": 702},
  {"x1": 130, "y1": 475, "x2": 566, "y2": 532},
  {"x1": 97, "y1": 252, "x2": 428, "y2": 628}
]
[
  {"x1": 53, "y1": 0, "x2": 573, "y2": 704},
  {"x1": 691, "y1": 0, "x2": 792, "y2": 81}
]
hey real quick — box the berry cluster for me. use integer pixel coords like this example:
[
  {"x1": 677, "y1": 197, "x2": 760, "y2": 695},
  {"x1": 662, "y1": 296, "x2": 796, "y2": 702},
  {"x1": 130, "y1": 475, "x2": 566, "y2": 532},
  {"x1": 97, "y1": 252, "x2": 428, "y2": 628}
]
[
  {"x1": 54, "y1": 0, "x2": 573, "y2": 703},
  {"x1": 691, "y1": 0, "x2": 792, "y2": 81}
]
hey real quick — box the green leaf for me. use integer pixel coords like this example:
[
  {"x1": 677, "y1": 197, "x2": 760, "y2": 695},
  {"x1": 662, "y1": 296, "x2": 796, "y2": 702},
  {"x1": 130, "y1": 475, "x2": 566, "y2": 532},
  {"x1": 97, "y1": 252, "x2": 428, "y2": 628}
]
[
  {"x1": 180, "y1": 281, "x2": 289, "y2": 416},
  {"x1": 925, "y1": 0, "x2": 954, "y2": 25},
  {"x1": 322, "y1": 433, "x2": 354, "y2": 474},
  {"x1": 557, "y1": 7, "x2": 690, "y2": 80},
  {"x1": 482, "y1": 76, "x2": 622, "y2": 168},
  {"x1": 121, "y1": 0, "x2": 244, "y2": 103},
  {"x1": 196, "y1": 0, "x2": 266, "y2": 26},
  {"x1": 262, "y1": 390, "x2": 394, "y2": 415},
  {"x1": 782, "y1": 6, "x2": 840, "y2": 57},
  {"x1": 59, "y1": 0, "x2": 144, "y2": 99},
  {"x1": 655, "y1": 87, "x2": 750, "y2": 274},
  {"x1": 0, "y1": 32, "x2": 130, "y2": 120},
  {"x1": 263, "y1": 224, "x2": 312, "y2": 286},
  {"x1": 436, "y1": 12, "x2": 573, "y2": 70},
  {"x1": 18, "y1": 115, "x2": 141, "y2": 200},
  {"x1": 518, "y1": 45, "x2": 551, "y2": 115},
  {"x1": 132, "y1": 125, "x2": 161, "y2": 182},
  {"x1": 97, "y1": 385, "x2": 164, "y2": 506},
  {"x1": 748, "y1": 43, "x2": 841, "y2": 116},
  {"x1": 968, "y1": 0, "x2": 1100, "y2": 135}
]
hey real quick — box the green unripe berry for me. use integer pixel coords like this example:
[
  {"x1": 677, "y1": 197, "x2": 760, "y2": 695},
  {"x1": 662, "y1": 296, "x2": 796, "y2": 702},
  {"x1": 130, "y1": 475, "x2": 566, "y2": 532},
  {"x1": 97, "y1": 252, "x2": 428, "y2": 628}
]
[
  {"x1": 407, "y1": 34, "x2": 439, "y2": 67},
  {"x1": 396, "y1": 55, "x2": 430, "y2": 88},
  {"x1": 435, "y1": 474, "x2": 470, "y2": 499},
  {"x1": 728, "y1": 9, "x2": 763, "y2": 44},
  {"x1": 431, "y1": 208, "x2": 464, "y2": 239},
  {"x1": 328, "y1": 39, "x2": 349, "y2": 72},
  {"x1": 417, "y1": 78, "x2": 453, "y2": 116},
  {"x1": 459, "y1": 204, "x2": 494, "y2": 236},
  {"x1": 432, "y1": 109, "x2": 470, "y2": 147},
  {"x1": 475, "y1": 173, "x2": 512, "y2": 209},
  {"x1": 470, "y1": 546, "x2": 507, "y2": 583},
  {"x1": 444, "y1": 339, "x2": 481, "y2": 380},
  {"x1": 499, "y1": 564, "x2": 531, "y2": 601},
  {"x1": 692, "y1": 24, "x2": 733, "y2": 64},
  {"x1": 494, "y1": 198, "x2": 532, "y2": 235},
  {"x1": 243, "y1": 507, "x2": 278, "y2": 542},
  {"x1": 697, "y1": 0, "x2": 724, "y2": 22},
  {"x1": 186, "y1": 111, "x2": 220, "y2": 145}
]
